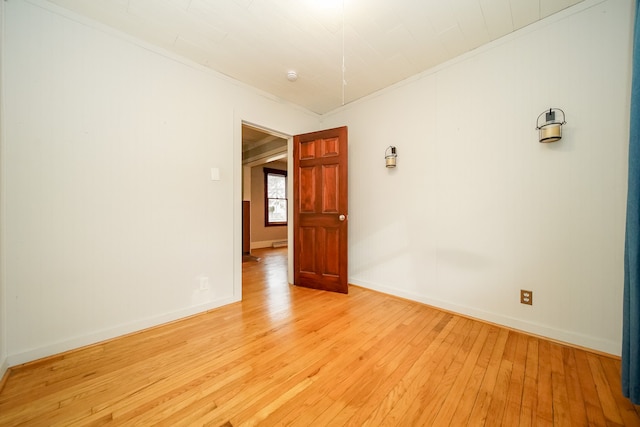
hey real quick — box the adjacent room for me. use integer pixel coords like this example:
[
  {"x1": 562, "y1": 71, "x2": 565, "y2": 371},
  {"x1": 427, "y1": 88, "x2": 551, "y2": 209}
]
[{"x1": 1, "y1": 0, "x2": 640, "y2": 424}]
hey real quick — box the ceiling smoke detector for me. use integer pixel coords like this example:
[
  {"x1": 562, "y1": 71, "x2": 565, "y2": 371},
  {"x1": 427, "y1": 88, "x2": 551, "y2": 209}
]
[{"x1": 287, "y1": 71, "x2": 298, "y2": 82}]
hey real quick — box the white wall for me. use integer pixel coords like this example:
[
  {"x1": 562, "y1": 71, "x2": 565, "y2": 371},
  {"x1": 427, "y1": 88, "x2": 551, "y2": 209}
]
[
  {"x1": 322, "y1": 0, "x2": 633, "y2": 355},
  {"x1": 2, "y1": 0, "x2": 319, "y2": 367}
]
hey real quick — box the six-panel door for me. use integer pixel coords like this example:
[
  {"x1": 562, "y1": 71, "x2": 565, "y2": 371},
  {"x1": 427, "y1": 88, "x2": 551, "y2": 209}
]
[{"x1": 293, "y1": 126, "x2": 348, "y2": 293}]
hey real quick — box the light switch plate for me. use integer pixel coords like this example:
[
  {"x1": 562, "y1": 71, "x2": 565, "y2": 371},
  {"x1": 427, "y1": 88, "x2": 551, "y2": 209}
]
[{"x1": 211, "y1": 168, "x2": 220, "y2": 181}]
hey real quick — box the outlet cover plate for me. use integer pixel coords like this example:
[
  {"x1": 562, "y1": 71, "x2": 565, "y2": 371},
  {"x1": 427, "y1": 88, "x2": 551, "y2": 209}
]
[{"x1": 520, "y1": 289, "x2": 533, "y2": 305}]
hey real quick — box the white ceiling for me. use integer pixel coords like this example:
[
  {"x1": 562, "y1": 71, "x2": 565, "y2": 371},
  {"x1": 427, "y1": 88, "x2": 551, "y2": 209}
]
[{"x1": 44, "y1": 0, "x2": 583, "y2": 114}]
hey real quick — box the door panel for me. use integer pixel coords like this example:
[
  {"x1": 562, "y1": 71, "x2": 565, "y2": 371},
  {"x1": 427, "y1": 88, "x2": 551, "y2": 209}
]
[
  {"x1": 299, "y1": 167, "x2": 316, "y2": 212},
  {"x1": 294, "y1": 126, "x2": 348, "y2": 294},
  {"x1": 299, "y1": 227, "x2": 316, "y2": 273},
  {"x1": 322, "y1": 165, "x2": 339, "y2": 212}
]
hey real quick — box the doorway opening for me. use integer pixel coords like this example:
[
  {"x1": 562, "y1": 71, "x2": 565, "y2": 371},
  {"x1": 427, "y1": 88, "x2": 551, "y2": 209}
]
[{"x1": 241, "y1": 122, "x2": 291, "y2": 293}]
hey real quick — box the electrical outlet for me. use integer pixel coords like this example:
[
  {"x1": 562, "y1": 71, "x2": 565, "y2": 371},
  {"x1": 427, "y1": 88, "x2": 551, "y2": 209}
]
[
  {"x1": 520, "y1": 289, "x2": 533, "y2": 305},
  {"x1": 199, "y1": 277, "x2": 210, "y2": 291}
]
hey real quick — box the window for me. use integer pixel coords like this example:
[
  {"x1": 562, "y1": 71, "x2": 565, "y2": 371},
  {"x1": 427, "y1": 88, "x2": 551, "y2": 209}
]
[{"x1": 264, "y1": 168, "x2": 287, "y2": 226}]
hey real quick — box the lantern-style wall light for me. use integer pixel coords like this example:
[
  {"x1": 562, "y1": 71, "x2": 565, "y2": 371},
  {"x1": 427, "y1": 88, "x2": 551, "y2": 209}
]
[
  {"x1": 536, "y1": 108, "x2": 566, "y2": 143},
  {"x1": 385, "y1": 146, "x2": 397, "y2": 168}
]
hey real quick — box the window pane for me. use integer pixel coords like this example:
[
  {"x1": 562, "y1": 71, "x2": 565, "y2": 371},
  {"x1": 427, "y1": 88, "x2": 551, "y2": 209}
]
[
  {"x1": 268, "y1": 199, "x2": 287, "y2": 223},
  {"x1": 267, "y1": 174, "x2": 286, "y2": 198},
  {"x1": 264, "y1": 168, "x2": 287, "y2": 226}
]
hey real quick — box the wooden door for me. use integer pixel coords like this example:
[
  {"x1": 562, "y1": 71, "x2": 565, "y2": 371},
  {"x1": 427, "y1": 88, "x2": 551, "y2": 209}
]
[
  {"x1": 293, "y1": 126, "x2": 348, "y2": 293},
  {"x1": 242, "y1": 201, "x2": 250, "y2": 255}
]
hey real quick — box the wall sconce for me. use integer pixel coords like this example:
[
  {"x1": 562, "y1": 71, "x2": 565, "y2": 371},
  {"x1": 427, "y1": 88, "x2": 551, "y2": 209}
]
[
  {"x1": 385, "y1": 146, "x2": 397, "y2": 168},
  {"x1": 536, "y1": 108, "x2": 566, "y2": 143}
]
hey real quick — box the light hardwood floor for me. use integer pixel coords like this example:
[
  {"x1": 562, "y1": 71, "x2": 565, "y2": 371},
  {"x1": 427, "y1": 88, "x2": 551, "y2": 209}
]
[{"x1": 1, "y1": 247, "x2": 639, "y2": 426}]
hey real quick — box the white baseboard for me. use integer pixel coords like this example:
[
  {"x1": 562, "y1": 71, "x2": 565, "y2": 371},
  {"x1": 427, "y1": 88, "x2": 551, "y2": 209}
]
[
  {"x1": 350, "y1": 279, "x2": 621, "y2": 356},
  {"x1": 251, "y1": 240, "x2": 287, "y2": 249},
  {"x1": 0, "y1": 356, "x2": 8, "y2": 382},
  {"x1": 6, "y1": 296, "x2": 238, "y2": 368}
]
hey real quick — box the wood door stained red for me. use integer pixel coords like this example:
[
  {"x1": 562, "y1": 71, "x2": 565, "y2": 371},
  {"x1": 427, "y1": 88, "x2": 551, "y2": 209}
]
[{"x1": 293, "y1": 127, "x2": 348, "y2": 293}]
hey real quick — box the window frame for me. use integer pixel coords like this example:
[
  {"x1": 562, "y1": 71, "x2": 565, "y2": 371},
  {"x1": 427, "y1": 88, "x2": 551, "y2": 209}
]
[{"x1": 263, "y1": 167, "x2": 288, "y2": 227}]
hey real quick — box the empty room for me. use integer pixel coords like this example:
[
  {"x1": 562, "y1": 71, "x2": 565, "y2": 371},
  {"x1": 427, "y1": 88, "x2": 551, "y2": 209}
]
[{"x1": 2, "y1": 0, "x2": 640, "y2": 425}]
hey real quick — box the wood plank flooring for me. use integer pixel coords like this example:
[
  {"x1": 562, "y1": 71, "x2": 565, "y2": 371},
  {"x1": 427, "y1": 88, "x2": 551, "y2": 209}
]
[{"x1": 1, "y1": 247, "x2": 639, "y2": 426}]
